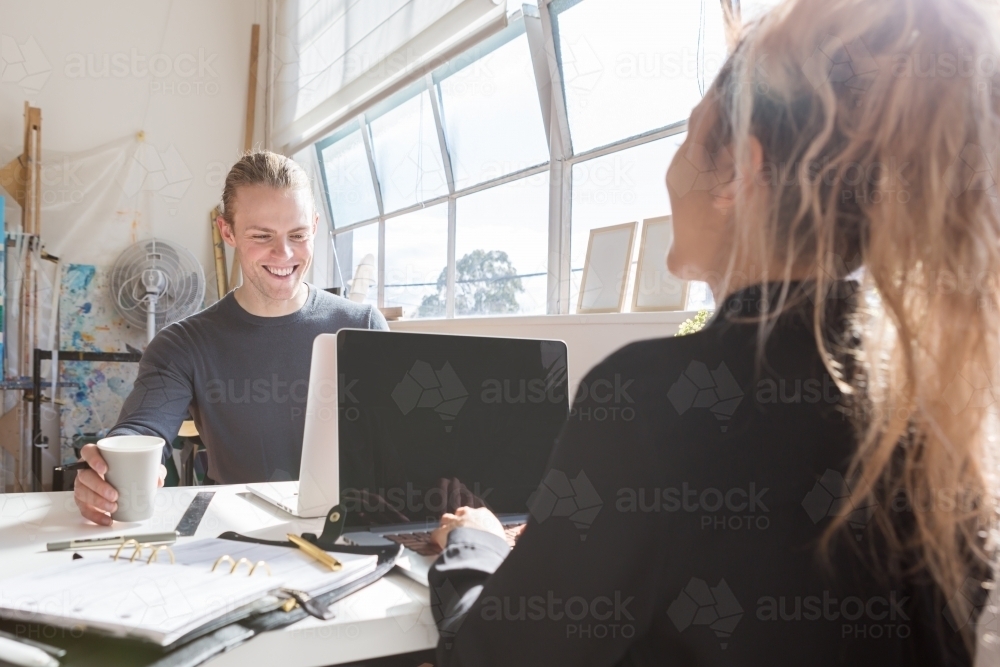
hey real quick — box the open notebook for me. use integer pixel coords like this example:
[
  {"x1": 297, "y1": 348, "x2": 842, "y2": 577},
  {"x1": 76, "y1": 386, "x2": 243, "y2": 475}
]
[{"x1": 0, "y1": 538, "x2": 378, "y2": 646}]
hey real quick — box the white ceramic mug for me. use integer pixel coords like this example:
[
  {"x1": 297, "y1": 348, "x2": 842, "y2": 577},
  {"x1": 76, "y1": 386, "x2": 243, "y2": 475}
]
[{"x1": 96, "y1": 435, "x2": 164, "y2": 522}]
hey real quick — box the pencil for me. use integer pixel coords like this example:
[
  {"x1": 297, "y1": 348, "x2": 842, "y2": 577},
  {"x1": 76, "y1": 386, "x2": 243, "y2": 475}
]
[{"x1": 286, "y1": 534, "x2": 342, "y2": 571}]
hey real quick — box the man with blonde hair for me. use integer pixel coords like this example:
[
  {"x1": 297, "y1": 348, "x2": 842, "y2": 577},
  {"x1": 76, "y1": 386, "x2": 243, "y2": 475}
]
[{"x1": 74, "y1": 150, "x2": 387, "y2": 525}]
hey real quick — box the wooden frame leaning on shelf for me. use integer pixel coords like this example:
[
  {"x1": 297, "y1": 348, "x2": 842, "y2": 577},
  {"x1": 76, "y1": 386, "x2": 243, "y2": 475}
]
[
  {"x1": 631, "y1": 215, "x2": 688, "y2": 312},
  {"x1": 576, "y1": 221, "x2": 637, "y2": 314}
]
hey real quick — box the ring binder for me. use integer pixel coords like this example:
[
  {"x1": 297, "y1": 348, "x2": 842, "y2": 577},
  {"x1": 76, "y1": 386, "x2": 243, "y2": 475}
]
[
  {"x1": 211, "y1": 555, "x2": 235, "y2": 572},
  {"x1": 210, "y1": 554, "x2": 272, "y2": 576},
  {"x1": 114, "y1": 539, "x2": 140, "y2": 562},
  {"x1": 112, "y1": 540, "x2": 177, "y2": 564},
  {"x1": 147, "y1": 545, "x2": 175, "y2": 565},
  {"x1": 231, "y1": 558, "x2": 253, "y2": 574},
  {"x1": 129, "y1": 544, "x2": 147, "y2": 563},
  {"x1": 0, "y1": 534, "x2": 392, "y2": 651},
  {"x1": 249, "y1": 560, "x2": 271, "y2": 576}
]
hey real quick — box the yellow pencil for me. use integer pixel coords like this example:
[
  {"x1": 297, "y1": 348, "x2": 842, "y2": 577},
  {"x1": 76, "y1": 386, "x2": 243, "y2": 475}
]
[{"x1": 287, "y1": 533, "x2": 343, "y2": 571}]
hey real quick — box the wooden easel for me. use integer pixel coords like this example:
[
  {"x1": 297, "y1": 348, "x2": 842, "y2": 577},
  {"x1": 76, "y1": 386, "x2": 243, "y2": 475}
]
[
  {"x1": 214, "y1": 23, "x2": 260, "y2": 298},
  {"x1": 0, "y1": 102, "x2": 42, "y2": 491}
]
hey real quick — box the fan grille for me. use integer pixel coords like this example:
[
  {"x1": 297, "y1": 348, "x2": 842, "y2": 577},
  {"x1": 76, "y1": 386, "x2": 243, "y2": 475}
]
[{"x1": 110, "y1": 238, "x2": 206, "y2": 331}]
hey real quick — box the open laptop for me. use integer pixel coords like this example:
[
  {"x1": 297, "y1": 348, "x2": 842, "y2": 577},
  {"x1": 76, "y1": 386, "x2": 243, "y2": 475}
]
[
  {"x1": 248, "y1": 329, "x2": 569, "y2": 585},
  {"x1": 245, "y1": 328, "x2": 346, "y2": 517}
]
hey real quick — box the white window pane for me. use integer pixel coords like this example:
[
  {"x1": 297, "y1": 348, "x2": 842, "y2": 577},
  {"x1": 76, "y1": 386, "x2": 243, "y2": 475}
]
[
  {"x1": 554, "y1": 0, "x2": 727, "y2": 153},
  {"x1": 370, "y1": 91, "x2": 450, "y2": 213},
  {"x1": 455, "y1": 172, "x2": 550, "y2": 317},
  {"x1": 438, "y1": 32, "x2": 549, "y2": 189},
  {"x1": 335, "y1": 222, "x2": 379, "y2": 305},
  {"x1": 571, "y1": 133, "x2": 713, "y2": 312},
  {"x1": 319, "y1": 129, "x2": 380, "y2": 227},
  {"x1": 384, "y1": 203, "x2": 449, "y2": 319}
]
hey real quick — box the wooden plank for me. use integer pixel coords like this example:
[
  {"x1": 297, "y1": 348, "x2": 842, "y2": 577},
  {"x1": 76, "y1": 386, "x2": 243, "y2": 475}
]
[
  {"x1": 0, "y1": 406, "x2": 24, "y2": 492},
  {"x1": 22, "y1": 102, "x2": 31, "y2": 234},
  {"x1": 21, "y1": 104, "x2": 41, "y2": 396},
  {"x1": 244, "y1": 24, "x2": 260, "y2": 153},
  {"x1": 229, "y1": 24, "x2": 261, "y2": 292},
  {"x1": 28, "y1": 105, "x2": 41, "y2": 236},
  {"x1": 0, "y1": 407, "x2": 20, "y2": 459},
  {"x1": 211, "y1": 206, "x2": 228, "y2": 299}
]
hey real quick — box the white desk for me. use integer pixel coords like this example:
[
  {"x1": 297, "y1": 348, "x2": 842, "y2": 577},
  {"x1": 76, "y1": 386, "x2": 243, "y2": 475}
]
[
  {"x1": 2, "y1": 487, "x2": 998, "y2": 666},
  {"x1": 0, "y1": 485, "x2": 439, "y2": 666}
]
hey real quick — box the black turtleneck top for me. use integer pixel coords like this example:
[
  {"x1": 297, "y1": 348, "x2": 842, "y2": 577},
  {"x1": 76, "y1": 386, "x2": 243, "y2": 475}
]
[{"x1": 428, "y1": 282, "x2": 975, "y2": 666}]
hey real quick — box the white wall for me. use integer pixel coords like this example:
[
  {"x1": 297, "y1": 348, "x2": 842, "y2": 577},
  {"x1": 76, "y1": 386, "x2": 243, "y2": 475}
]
[
  {"x1": 389, "y1": 311, "x2": 695, "y2": 395},
  {"x1": 0, "y1": 0, "x2": 267, "y2": 300}
]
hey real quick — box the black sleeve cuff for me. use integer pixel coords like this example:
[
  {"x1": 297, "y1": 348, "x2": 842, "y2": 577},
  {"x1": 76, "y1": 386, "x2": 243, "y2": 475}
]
[{"x1": 428, "y1": 527, "x2": 512, "y2": 659}]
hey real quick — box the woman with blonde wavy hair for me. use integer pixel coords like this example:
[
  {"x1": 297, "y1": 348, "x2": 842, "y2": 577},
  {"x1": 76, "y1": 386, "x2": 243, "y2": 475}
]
[{"x1": 421, "y1": 0, "x2": 1000, "y2": 664}]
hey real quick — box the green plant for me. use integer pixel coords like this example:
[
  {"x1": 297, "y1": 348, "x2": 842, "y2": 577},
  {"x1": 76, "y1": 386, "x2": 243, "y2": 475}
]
[{"x1": 676, "y1": 309, "x2": 711, "y2": 336}]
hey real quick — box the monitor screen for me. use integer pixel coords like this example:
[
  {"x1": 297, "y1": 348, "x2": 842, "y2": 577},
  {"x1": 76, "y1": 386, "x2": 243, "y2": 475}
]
[{"x1": 336, "y1": 330, "x2": 569, "y2": 527}]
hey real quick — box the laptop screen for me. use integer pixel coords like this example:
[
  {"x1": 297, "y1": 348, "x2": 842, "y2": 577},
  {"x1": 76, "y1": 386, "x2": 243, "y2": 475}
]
[{"x1": 336, "y1": 330, "x2": 569, "y2": 527}]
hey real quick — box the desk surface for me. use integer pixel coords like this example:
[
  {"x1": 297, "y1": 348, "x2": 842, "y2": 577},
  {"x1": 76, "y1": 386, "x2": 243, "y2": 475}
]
[
  {"x1": 2, "y1": 487, "x2": 998, "y2": 666},
  {"x1": 0, "y1": 485, "x2": 438, "y2": 667}
]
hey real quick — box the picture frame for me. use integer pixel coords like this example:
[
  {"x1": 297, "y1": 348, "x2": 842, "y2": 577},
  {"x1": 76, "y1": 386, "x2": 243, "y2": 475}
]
[
  {"x1": 577, "y1": 222, "x2": 637, "y2": 314},
  {"x1": 631, "y1": 215, "x2": 688, "y2": 312}
]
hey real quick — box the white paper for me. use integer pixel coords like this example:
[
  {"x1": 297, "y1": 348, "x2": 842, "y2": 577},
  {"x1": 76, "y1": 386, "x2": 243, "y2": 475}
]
[{"x1": 0, "y1": 539, "x2": 378, "y2": 645}]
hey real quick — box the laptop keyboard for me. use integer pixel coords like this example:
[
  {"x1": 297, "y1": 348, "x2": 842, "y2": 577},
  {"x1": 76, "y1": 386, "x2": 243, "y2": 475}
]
[{"x1": 384, "y1": 523, "x2": 524, "y2": 556}]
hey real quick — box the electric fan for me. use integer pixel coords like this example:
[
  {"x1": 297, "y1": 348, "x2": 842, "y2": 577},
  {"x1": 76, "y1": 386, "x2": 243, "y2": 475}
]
[{"x1": 110, "y1": 238, "x2": 206, "y2": 343}]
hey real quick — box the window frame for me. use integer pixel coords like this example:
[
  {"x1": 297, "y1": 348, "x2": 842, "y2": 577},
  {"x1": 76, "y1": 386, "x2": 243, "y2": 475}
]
[{"x1": 318, "y1": 1, "x2": 716, "y2": 318}]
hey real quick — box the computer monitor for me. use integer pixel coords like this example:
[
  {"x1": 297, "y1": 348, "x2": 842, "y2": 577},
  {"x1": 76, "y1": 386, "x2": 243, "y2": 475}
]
[{"x1": 335, "y1": 329, "x2": 569, "y2": 528}]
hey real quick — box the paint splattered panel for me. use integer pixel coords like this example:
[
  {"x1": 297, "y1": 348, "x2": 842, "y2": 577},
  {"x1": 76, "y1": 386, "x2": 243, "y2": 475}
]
[{"x1": 58, "y1": 263, "x2": 145, "y2": 464}]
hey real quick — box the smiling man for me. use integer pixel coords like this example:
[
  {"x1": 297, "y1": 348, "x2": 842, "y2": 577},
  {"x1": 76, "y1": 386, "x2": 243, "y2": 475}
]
[{"x1": 73, "y1": 150, "x2": 388, "y2": 526}]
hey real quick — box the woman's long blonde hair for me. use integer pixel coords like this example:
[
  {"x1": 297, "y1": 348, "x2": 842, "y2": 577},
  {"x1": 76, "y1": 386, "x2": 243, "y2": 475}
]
[{"x1": 709, "y1": 0, "x2": 1000, "y2": 639}]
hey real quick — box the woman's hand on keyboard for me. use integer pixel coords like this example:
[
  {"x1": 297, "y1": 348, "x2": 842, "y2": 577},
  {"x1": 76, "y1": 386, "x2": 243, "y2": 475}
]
[{"x1": 431, "y1": 506, "x2": 506, "y2": 550}]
